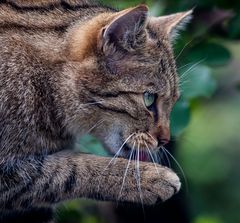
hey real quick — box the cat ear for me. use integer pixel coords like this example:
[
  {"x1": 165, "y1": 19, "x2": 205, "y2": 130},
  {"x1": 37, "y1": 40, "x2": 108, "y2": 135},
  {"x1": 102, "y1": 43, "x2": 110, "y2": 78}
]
[
  {"x1": 101, "y1": 5, "x2": 148, "y2": 55},
  {"x1": 149, "y1": 10, "x2": 193, "y2": 42}
]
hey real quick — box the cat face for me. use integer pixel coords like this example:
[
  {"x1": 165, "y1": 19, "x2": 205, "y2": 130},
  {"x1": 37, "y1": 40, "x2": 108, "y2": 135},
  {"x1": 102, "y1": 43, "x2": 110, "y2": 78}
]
[{"x1": 68, "y1": 5, "x2": 192, "y2": 159}]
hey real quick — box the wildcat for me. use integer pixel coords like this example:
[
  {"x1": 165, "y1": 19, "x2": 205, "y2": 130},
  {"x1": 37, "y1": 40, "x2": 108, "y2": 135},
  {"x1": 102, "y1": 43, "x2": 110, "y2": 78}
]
[{"x1": 0, "y1": 0, "x2": 192, "y2": 221}]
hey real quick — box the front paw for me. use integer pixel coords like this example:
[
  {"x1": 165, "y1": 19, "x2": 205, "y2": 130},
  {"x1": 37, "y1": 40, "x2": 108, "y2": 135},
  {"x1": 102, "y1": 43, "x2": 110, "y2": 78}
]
[
  {"x1": 114, "y1": 161, "x2": 181, "y2": 205},
  {"x1": 139, "y1": 164, "x2": 181, "y2": 204}
]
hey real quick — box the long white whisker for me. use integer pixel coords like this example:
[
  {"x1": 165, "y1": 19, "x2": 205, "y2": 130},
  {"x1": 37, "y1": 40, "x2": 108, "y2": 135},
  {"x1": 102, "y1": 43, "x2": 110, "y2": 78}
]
[
  {"x1": 118, "y1": 142, "x2": 135, "y2": 200},
  {"x1": 155, "y1": 59, "x2": 205, "y2": 94},
  {"x1": 147, "y1": 133, "x2": 157, "y2": 144},
  {"x1": 177, "y1": 62, "x2": 195, "y2": 71},
  {"x1": 136, "y1": 142, "x2": 145, "y2": 217},
  {"x1": 161, "y1": 146, "x2": 188, "y2": 192},
  {"x1": 154, "y1": 151, "x2": 161, "y2": 165},
  {"x1": 102, "y1": 133, "x2": 135, "y2": 172},
  {"x1": 97, "y1": 133, "x2": 135, "y2": 194},
  {"x1": 80, "y1": 100, "x2": 105, "y2": 107},
  {"x1": 86, "y1": 119, "x2": 104, "y2": 134},
  {"x1": 175, "y1": 39, "x2": 193, "y2": 61},
  {"x1": 178, "y1": 79, "x2": 191, "y2": 87},
  {"x1": 144, "y1": 142, "x2": 160, "y2": 176},
  {"x1": 160, "y1": 147, "x2": 171, "y2": 168},
  {"x1": 179, "y1": 59, "x2": 205, "y2": 83}
]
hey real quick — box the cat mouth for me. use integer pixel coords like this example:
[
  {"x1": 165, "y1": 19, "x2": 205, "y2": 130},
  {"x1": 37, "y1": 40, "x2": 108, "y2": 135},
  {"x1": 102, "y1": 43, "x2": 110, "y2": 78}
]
[
  {"x1": 121, "y1": 143, "x2": 170, "y2": 166},
  {"x1": 122, "y1": 144, "x2": 155, "y2": 162}
]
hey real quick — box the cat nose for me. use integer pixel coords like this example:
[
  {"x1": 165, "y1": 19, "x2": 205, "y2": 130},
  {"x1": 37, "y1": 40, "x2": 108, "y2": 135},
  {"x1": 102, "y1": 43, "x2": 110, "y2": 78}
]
[{"x1": 150, "y1": 125, "x2": 170, "y2": 147}]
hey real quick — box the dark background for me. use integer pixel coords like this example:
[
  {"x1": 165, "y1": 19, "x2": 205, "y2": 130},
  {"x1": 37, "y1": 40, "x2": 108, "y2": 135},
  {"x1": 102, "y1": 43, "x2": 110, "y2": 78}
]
[{"x1": 56, "y1": 0, "x2": 240, "y2": 222}]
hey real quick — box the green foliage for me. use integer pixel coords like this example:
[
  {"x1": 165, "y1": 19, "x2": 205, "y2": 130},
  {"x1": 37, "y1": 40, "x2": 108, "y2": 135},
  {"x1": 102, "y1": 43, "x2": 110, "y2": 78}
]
[
  {"x1": 180, "y1": 65, "x2": 217, "y2": 99},
  {"x1": 77, "y1": 135, "x2": 108, "y2": 156},
  {"x1": 194, "y1": 216, "x2": 224, "y2": 223},
  {"x1": 57, "y1": 200, "x2": 105, "y2": 223},
  {"x1": 178, "y1": 92, "x2": 240, "y2": 222},
  {"x1": 170, "y1": 99, "x2": 191, "y2": 136},
  {"x1": 237, "y1": 82, "x2": 240, "y2": 91},
  {"x1": 228, "y1": 14, "x2": 240, "y2": 39},
  {"x1": 185, "y1": 42, "x2": 231, "y2": 66},
  {"x1": 170, "y1": 64, "x2": 217, "y2": 136}
]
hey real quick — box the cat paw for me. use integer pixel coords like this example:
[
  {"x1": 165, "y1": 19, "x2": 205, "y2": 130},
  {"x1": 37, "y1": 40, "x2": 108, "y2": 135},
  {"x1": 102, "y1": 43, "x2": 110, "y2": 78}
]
[
  {"x1": 117, "y1": 162, "x2": 181, "y2": 205},
  {"x1": 140, "y1": 164, "x2": 181, "y2": 204}
]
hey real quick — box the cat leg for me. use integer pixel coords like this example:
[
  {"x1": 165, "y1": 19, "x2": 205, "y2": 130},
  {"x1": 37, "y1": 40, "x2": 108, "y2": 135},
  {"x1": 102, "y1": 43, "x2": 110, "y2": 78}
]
[{"x1": 0, "y1": 152, "x2": 180, "y2": 209}]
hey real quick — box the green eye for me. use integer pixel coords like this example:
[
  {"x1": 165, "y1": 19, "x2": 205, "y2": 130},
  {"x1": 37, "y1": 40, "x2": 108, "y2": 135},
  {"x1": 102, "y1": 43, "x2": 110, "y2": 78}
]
[{"x1": 143, "y1": 92, "x2": 156, "y2": 108}]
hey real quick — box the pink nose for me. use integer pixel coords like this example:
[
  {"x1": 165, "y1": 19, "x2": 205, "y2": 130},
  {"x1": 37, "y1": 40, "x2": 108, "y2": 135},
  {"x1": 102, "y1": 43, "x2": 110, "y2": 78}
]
[{"x1": 150, "y1": 126, "x2": 170, "y2": 147}]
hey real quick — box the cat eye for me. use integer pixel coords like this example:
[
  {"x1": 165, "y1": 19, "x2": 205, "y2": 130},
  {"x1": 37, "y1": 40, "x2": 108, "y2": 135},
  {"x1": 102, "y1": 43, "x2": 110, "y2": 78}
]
[{"x1": 143, "y1": 92, "x2": 157, "y2": 108}]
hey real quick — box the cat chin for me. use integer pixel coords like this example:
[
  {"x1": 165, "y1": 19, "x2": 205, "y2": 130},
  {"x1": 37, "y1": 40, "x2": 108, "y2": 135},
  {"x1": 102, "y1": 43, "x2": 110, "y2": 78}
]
[
  {"x1": 102, "y1": 129, "x2": 123, "y2": 155},
  {"x1": 102, "y1": 130, "x2": 157, "y2": 163}
]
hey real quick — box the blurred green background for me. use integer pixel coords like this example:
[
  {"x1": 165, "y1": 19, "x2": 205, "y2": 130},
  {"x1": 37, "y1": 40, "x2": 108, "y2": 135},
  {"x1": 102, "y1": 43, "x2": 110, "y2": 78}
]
[{"x1": 57, "y1": 0, "x2": 240, "y2": 223}]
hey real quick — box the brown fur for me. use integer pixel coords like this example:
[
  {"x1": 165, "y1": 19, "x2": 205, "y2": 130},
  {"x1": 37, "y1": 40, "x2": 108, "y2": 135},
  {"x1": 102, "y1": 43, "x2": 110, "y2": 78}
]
[{"x1": 0, "y1": 0, "x2": 192, "y2": 221}]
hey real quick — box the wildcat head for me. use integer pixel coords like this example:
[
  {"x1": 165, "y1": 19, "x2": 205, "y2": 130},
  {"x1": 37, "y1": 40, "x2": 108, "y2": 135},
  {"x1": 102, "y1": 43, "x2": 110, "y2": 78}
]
[{"x1": 66, "y1": 5, "x2": 192, "y2": 160}]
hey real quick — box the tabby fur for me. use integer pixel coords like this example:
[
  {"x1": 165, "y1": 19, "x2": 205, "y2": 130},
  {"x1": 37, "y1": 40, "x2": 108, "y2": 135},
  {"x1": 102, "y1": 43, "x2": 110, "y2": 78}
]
[{"x1": 0, "y1": 0, "x2": 192, "y2": 220}]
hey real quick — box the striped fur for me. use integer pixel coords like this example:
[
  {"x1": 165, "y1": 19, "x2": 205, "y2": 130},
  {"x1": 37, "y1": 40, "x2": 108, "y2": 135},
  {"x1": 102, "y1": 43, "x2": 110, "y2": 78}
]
[
  {"x1": 0, "y1": 0, "x2": 114, "y2": 29},
  {"x1": 0, "y1": 1, "x2": 191, "y2": 222}
]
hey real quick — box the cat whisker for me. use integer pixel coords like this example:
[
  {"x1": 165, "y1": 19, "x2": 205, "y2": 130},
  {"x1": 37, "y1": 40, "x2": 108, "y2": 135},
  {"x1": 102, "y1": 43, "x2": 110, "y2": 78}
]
[
  {"x1": 77, "y1": 119, "x2": 104, "y2": 152},
  {"x1": 160, "y1": 146, "x2": 188, "y2": 192},
  {"x1": 155, "y1": 148, "x2": 167, "y2": 167},
  {"x1": 175, "y1": 39, "x2": 193, "y2": 61},
  {"x1": 178, "y1": 79, "x2": 191, "y2": 86},
  {"x1": 179, "y1": 59, "x2": 205, "y2": 84},
  {"x1": 160, "y1": 147, "x2": 171, "y2": 168},
  {"x1": 104, "y1": 133, "x2": 135, "y2": 171},
  {"x1": 86, "y1": 119, "x2": 104, "y2": 134},
  {"x1": 177, "y1": 61, "x2": 196, "y2": 71},
  {"x1": 146, "y1": 132, "x2": 158, "y2": 144},
  {"x1": 117, "y1": 142, "x2": 135, "y2": 201},
  {"x1": 79, "y1": 100, "x2": 105, "y2": 109},
  {"x1": 155, "y1": 59, "x2": 202, "y2": 93},
  {"x1": 152, "y1": 150, "x2": 161, "y2": 165},
  {"x1": 145, "y1": 133, "x2": 169, "y2": 167},
  {"x1": 136, "y1": 142, "x2": 145, "y2": 216},
  {"x1": 96, "y1": 133, "x2": 135, "y2": 194},
  {"x1": 144, "y1": 141, "x2": 160, "y2": 176},
  {"x1": 179, "y1": 62, "x2": 201, "y2": 83}
]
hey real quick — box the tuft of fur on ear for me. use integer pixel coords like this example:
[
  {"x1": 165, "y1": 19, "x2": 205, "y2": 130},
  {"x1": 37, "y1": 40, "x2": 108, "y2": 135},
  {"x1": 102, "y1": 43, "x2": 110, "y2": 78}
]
[
  {"x1": 67, "y1": 5, "x2": 148, "y2": 62},
  {"x1": 101, "y1": 5, "x2": 148, "y2": 54},
  {"x1": 149, "y1": 10, "x2": 193, "y2": 42}
]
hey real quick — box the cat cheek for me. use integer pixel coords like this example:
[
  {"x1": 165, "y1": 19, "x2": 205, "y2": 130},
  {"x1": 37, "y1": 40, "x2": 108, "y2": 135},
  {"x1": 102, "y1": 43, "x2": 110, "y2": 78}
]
[{"x1": 106, "y1": 60, "x2": 118, "y2": 75}]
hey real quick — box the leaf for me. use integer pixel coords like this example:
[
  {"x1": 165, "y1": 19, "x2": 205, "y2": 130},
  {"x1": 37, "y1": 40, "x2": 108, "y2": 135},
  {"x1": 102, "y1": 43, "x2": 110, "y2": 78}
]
[
  {"x1": 236, "y1": 82, "x2": 240, "y2": 91},
  {"x1": 77, "y1": 135, "x2": 108, "y2": 156},
  {"x1": 228, "y1": 14, "x2": 240, "y2": 39},
  {"x1": 194, "y1": 215, "x2": 224, "y2": 223},
  {"x1": 186, "y1": 42, "x2": 231, "y2": 66},
  {"x1": 170, "y1": 98, "x2": 191, "y2": 137},
  {"x1": 179, "y1": 64, "x2": 217, "y2": 99},
  {"x1": 149, "y1": 1, "x2": 164, "y2": 16}
]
